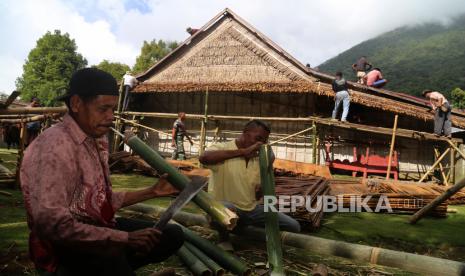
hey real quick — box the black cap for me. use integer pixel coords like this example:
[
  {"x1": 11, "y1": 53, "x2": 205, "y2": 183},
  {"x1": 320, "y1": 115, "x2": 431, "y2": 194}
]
[{"x1": 57, "y1": 68, "x2": 118, "y2": 101}]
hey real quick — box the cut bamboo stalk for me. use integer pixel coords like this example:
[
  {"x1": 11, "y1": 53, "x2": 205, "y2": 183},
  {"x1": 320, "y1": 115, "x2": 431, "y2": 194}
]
[
  {"x1": 122, "y1": 132, "x2": 237, "y2": 229},
  {"x1": 177, "y1": 245, "x2": 212, "y2": 276},
  {"x1": 180, "y1": 224, "x2": 251, "y2": 275},
  {"x1": 418, "y1": 148, "x2": 451, "y2": 183},
  {"x1": 259, "y1": 145, "x2": 284, "y2": 275},
  {"x1": 386, "y1": 115, "x2": 398, "y2": 180},
  {"x1": 185, "y1": 242, "x2": 225, "y2": 276},
  {"x1": 434, "y1": 148, "x2": 449, "y2": 185},
  {"x1": 410, "y1": 176, "x2": 465, "y2": 224},
  {"x1": 238, "y1": 227, "x2": 465, "y2": 276}
]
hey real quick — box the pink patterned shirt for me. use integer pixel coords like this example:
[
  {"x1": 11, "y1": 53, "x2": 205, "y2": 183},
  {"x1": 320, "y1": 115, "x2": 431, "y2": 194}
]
[{"x1": 20, "y1": 113, "x2": 128, "y2": 272}]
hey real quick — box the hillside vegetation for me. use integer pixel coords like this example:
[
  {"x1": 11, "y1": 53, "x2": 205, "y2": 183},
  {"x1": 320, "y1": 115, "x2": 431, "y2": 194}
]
[{"x1": 319, "y1": 15, "x2": 465, "y2": 98}]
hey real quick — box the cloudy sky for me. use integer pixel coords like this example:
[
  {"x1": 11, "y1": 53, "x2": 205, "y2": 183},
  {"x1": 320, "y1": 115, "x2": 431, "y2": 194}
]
[{"x1": 1, "y1": 0, "x2": 465, "y2": 93}]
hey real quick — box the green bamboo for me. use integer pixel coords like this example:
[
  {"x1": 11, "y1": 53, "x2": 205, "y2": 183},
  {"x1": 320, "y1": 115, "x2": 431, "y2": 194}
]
[
  {"x1": 180, "y1": 225, "x2": 251, "y2": 275},
  {"x1": 124, "y1": 132, "x2": 238, "y2": 229},
  {"x1": 177, "y1": 245, "x2": 212, "y2": 276},
  {"x1": 258, "y1": 145, "x2": 285, "y2": 275},
  {"x1": 185, "y1": 242, "x2": 225, "y2": 276}
]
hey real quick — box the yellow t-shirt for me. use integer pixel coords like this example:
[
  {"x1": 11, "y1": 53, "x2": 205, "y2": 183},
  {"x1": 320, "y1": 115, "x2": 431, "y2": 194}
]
[{"x1": 205, "y1": 140, "x2": 260, "y2": 211}]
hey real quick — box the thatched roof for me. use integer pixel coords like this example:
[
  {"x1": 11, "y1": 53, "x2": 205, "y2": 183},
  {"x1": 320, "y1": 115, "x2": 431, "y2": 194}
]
[{"x1": 134, "y1": 8, "x2": 465, "y2": 128}]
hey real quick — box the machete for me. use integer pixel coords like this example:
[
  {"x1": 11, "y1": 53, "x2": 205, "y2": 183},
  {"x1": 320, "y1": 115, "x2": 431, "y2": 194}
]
[{"x1": 154, "y1": 175, "x2": 207, "y2": 230}]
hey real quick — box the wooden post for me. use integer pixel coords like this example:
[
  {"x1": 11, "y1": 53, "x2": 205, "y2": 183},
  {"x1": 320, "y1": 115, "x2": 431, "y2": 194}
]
[
  {"x1": 312, "y1": 121, "x2": 317, "y2": 164},
  {"x1": 14, "y1": 122, "x2": 27, "y2": 189},
  {"x1": 434, "y1": 148, "x2": 449, "y2": 185},
  {"x1": 418, "y1": 148, "x2": 451, "y2": 183},
  {"x1": 113, "y1": 81, "x2": 125, "y2": 153},
  {"x1": 410, "y1": 176, "x2": 465, "y2": 224},
  {"x1": 450, "y1": 147, "x2": 456, "y2": 185},
  {"x1": 199, "y1": 88, "x2": 209, "y2": 156},
  {"x1": 386, "y1": 115, "x2": 398, "y2": 180}
]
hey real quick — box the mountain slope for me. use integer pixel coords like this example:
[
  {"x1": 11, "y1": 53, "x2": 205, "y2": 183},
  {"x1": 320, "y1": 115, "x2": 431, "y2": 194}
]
[{"x1": 319, "y1": 16, "x2": 465, "y2": 97}]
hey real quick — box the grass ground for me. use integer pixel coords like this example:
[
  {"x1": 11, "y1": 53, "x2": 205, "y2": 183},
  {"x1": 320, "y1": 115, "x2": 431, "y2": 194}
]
[{"x1": 1, "y1": 148, "x2": 464, "y2": 275}]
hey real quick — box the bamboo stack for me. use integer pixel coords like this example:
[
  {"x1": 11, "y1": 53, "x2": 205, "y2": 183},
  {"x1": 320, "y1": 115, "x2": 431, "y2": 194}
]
[{"x1": 273, "y1": 173, "x2": 330, "y2": 231}]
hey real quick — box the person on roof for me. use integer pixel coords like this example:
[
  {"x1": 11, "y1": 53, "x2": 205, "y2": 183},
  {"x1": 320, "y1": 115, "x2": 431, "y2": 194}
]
[
  {"x1": 122, "y1": 71, "x2": 138, "y2": 111},
  {"x1": 364, "y1": 68, "x2": 387, "y2": 88},
  {"x1": 331, "y1": 72, "x2": 350, "y2": 122},
  {"x1": 422, "y1": 90, "x2": 452, "y2": 138},
  {"x1": 352, "y1": 56, "x2": 372, "y2": 84}
]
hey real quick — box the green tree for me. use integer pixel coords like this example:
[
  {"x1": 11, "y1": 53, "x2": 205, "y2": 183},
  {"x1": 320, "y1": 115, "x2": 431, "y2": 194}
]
[
  {"x1": 16, "y1": 30, "x2": 87, "y2": 106},
  {"x1": 132, "y1": 39, "x2": 178, "y2": 73},
  {"x1": 451, "y1": 87, "x2": 465, "y2": 109},
  {"x1": 93, "y1": 60, "x2": 130, "y2": 81}
]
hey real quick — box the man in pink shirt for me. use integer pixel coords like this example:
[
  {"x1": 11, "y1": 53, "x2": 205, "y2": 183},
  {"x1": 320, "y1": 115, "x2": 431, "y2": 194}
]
[
  {"x1": 20, "y1": 68, "x2": 183, "y2": 275},
  {"x1": 422, "y1": 90, "x2": 452, "y2": 138},
  {"x1": 364, "y1": 68, "x2": 388, "y2": 88}
]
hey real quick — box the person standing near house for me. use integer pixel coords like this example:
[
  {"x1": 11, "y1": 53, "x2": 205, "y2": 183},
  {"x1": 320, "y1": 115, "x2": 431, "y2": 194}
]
[
  {"x1": 331, "y1": 72, "x2": 350, "y2": 122},
  {"x1": 122, "y1": 71, "x2": 138, "y2": 111},
  {"x1": 352, "y1": 56, "x2": 372, "y2": 84},
  {"x1": 20, "y1": 68, "x2": 183, "y2": 275},
  {"x1": 171, "y1": 112, "x2": 194, "y2": 160},
  {"x1": 364, "y1": 68, "x2": 388, "y2": 88},
  {"x1": 422, "y1": 90, "x2": 452, "y2": 138}
]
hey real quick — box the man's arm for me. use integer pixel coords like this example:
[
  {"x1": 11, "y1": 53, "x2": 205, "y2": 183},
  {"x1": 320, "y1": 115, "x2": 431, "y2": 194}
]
[
  {"x1": 119, "y1": 175, "x2": 172, "y2": 207},
  {"x1": 199, "y1": 142, "x2": 262, "y2": 165},
  {"x1": 171, "y1": 127, "x2": 176, "y2": 146}
]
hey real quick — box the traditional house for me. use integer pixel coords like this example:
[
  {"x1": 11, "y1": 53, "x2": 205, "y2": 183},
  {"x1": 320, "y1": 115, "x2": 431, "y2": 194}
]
[{"x1": 126, "y1": 8, "x2": 465, "y2": 180}]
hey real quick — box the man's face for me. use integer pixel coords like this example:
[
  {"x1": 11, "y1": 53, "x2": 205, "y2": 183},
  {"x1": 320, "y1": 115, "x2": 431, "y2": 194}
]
[
  {"x1": 70, "y1": 95, "x2": 118, "y2": 138},
  {"x1": 243, "y1": 127, "x2": 270, "y2": 147},
  {"x1": 180, "y1": 113, "x2": 186, "y2": 121}
]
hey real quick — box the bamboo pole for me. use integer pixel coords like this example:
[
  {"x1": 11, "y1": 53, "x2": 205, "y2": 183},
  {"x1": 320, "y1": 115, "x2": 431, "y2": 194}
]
[
  {"x1": 410, "y1": 176, "x2": 465, "y2": 224},
  {"x1": 113, "y1": 81, "x2": 125, "y2": 153},
  {"x1": 14, "y1": 122, "x2": 27, "y2": 189},
  {"x1": 418, "y1": 148, "x2": 451, "y2": 183},
  {"x1": 450, "y1": 147, "x2": 456, "y2": 185},
  {"x1": 269, "y1": 126, "x2": 314, "y2": 146},
  {"x1": 447, "y1": 139, "x2": 465, "y2": 160},
  {"x1": 434, "y1": 148, "x2": 449, "y2": 185},
  {"x1": 180, "y1": 224, "x2": 251, "y2": 275},
  {"x1": 386, "y1": 115, "x2": 398, "y2": 180},
  {"x1": 199, "y1": 89, "x2": 209, "y2": 156},
  {"x1": 177, "y1": 245, "x2": 212, "y2": 276},
  {"x1": 0, "y1": 114, "x2": 61, "y2": 124},
  {"x1": 184, "y1": 242, "x2": 225, "y2": 276},
  {"x1": 258, "y1": 145, "x2": 284, "y2": 275},
  {"x1": 0, "y1": 106, "x2": 67, "y2": 115},
  {"x1": 122, "y1": 131, "x2": 238, "y2": 229},
  {"x1": 312, "y1": 121, "x2": 317, "y2": 164},
  {"x1": 239, "y1": 227, "x2": 465, "y2": 276}
]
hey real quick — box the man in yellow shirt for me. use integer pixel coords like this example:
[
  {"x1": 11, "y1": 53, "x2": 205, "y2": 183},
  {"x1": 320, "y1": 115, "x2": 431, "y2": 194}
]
[{"x1": 199, "y1": 120, "x2": 300, "y2": 234}]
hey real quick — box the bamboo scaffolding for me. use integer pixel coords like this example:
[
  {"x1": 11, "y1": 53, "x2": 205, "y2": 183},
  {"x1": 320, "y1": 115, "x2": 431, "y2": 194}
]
[
  {"x1": 0, "y1": 114, "x2": 60, "y2": 123},
  {"x1": 113, "y1": 81, "x2": 125, "y2": 153},
  {"x1": 418, "y1": 148, "x2": 451, "y2": 183},
  {"x1": 121, "y1": 111, "x2": 457, "y2": 143},
  {"x1": 269, "y1": 126, "x2": 314, "y2": 145},
  {"x1": 434, "y1": 148, "x2": 449, "y2": 185},
  {"x1": 386, "y1": 115, "x2": 398, "y2": 180},
  {"x1": 199, "y1": 89, "x2": 209, "y2": 156},
  {"x1": 450, "y1": 147, "x2": 456, "y2": 185}
]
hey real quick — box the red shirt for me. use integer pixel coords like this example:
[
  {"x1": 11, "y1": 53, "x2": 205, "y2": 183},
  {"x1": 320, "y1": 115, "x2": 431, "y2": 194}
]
[
  {"x1": 20, "y1": 114, "x2": 128, "y2": 272},
  {"x1": 365, "y1": 70, "x2": 383, "y2": 86}
]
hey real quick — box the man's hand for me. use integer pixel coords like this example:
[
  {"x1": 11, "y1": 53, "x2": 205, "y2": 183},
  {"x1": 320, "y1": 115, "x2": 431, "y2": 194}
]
[
  {"x1": 127, "y1": 228, "x2": 161, "y2": 254},
  {"x1": 171, "y1": 141, "x2": 176, "y2": 148},
  {"x1": 241, "y1": 142, "x2": 263, "y2": 159}
]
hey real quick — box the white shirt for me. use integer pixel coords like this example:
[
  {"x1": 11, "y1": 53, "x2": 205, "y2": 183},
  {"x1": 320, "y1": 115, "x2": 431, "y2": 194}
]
[{"x1": 123, "y1": 74, "x2": 137, "y2": 88}]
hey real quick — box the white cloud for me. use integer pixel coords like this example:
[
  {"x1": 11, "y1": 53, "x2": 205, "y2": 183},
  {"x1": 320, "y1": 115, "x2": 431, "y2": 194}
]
[{"x1": 1, "y1": 0, "x2": 465, "y2": 93}]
